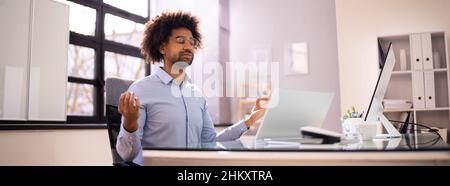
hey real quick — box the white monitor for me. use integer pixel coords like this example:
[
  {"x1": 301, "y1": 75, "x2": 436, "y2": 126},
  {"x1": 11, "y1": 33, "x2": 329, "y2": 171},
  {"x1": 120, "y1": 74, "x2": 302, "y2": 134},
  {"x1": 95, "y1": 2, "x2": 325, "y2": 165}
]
[{"x1": 365, "y1": 43, "x2": 401, "y2": 138}]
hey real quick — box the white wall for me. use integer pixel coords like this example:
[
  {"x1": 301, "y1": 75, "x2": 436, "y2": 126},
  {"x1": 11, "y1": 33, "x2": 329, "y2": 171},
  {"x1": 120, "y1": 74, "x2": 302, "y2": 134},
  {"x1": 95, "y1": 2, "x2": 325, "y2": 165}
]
[
  {"x1": 0, "y1": 129, "x2": 112, "y2": 165},
  {"x1": 336, "y1": 0, "x2": 450, "y2": 116},
  {"x1": 230, "y1": 0, "x2": 341, "y2": 131}
]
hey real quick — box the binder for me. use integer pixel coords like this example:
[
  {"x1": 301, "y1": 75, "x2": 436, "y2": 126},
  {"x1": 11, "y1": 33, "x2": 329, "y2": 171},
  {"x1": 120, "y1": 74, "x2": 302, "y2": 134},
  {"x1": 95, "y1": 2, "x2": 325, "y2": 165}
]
[
  {"x1": 412, "y1": 72, "x2": 425, "y2": 108},
  {"x1": 410, "y1": 33, "x2": 423, "y2": 71},
  {"x1": 424, "y1": 71, "x2": 436, "y2": 108},
  {"x1": 421, "y1": 33, "x2": 434, "y2": 70}
]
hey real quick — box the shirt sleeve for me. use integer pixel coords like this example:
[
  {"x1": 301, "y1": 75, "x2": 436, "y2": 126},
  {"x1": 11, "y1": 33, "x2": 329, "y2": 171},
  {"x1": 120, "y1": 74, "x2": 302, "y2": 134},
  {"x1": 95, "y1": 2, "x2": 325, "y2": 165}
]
[
  {"x1": 215, "y1": 120, "x2": 248, "y2": 142},
  {"x1": 116, "y1": 85, "x2": 147, "y2": 162},
  {"x1": 200, "y1": 99, "x2": 248, "y2": 143}
]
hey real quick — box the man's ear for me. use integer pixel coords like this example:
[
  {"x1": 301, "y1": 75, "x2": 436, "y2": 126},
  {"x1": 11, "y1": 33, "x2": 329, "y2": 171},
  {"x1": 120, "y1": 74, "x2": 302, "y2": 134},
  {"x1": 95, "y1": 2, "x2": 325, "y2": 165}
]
[{"x1": 159, "y1": 43, "x2": 166, "y2": 55}]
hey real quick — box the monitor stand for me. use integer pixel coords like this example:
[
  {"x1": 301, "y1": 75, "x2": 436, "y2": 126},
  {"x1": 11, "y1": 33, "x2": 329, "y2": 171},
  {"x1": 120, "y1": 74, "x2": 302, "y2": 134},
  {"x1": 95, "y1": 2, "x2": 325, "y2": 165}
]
[
  {"x1": 375, "y1": 114, "x2": 401, "y2": 139},
  {"x1": 373, "y1": 137, "x2": 401, "y2": 150}
]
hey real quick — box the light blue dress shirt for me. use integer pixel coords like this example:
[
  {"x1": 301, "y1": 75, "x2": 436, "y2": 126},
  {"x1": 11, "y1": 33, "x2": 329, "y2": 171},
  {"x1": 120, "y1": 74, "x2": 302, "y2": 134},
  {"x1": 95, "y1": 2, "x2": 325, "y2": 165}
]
[{"x1": 116, "y1": 67, "x2": 248, "y2": 165}]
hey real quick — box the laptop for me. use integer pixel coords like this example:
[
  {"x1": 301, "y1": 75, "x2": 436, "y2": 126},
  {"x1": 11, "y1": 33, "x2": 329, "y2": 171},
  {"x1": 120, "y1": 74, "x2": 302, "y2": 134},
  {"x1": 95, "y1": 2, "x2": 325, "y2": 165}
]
[{"x1": 254, "y1": 89, "x2": 334, "y2": 140}]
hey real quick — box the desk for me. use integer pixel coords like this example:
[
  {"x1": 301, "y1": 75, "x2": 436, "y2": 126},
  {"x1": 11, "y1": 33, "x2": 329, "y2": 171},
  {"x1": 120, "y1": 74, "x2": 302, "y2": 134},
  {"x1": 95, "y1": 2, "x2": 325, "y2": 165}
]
[{"x1": 143, "y1": 133, "x2": 450, "y2": 166}]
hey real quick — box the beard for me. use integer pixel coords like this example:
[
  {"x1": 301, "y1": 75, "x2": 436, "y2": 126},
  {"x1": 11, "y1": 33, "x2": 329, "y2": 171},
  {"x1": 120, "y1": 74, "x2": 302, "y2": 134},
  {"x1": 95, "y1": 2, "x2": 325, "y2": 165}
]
[
  {"x1": 168, "y1": 50, "x2": 194, "y2": 76},
  {"x1": 169, "y1": 50, "x2": 194, "y2": 65}
]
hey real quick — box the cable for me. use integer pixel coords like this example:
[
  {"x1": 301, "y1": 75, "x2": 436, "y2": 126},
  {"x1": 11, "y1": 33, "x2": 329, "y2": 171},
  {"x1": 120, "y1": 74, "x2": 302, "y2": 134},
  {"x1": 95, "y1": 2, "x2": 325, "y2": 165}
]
[
  {"x1": 389, "y1": 120, "x2": 443, "y2": 141},
  {"x1": 402, "y1": 130, "x2": 441, "y2": 147}
]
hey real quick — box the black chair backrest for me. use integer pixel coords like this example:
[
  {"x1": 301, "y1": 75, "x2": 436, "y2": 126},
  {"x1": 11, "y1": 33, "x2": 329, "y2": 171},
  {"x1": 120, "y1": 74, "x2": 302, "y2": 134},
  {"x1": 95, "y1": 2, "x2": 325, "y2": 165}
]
[
  {"x1": 105, "y1": 77, "x2": 137, "y2": 166},
  {"x1": 105, "y1": 105, "x2": 123, "y2": 157}
]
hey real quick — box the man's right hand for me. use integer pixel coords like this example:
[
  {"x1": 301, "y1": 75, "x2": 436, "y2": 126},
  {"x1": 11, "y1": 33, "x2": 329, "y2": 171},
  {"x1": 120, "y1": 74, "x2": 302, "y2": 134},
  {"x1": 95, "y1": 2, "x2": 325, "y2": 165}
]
[{"x1": 118, "y1": 91, "x2": 140, "y2": 133}]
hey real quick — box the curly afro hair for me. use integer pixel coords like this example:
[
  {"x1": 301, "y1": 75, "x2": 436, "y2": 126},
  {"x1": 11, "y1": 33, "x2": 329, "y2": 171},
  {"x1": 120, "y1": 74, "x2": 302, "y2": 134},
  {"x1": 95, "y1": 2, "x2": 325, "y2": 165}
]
[{"x1": 141, "y1": 11, "x2": 202, "y2": 63}]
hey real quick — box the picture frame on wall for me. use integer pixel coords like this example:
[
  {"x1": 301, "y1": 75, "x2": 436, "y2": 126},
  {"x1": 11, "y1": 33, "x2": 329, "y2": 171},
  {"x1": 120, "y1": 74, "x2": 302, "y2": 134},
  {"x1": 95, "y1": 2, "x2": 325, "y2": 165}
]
[{"x1": 284, "y1": 42, "x2": 309, "y2": 75}]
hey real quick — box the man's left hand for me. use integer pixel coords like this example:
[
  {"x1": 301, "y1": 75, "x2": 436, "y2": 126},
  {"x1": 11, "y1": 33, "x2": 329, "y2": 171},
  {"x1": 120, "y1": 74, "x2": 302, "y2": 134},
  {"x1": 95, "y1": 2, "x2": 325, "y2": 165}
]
[{"x1": 244, "y1": 97, "x2": 270, "y2": 128}]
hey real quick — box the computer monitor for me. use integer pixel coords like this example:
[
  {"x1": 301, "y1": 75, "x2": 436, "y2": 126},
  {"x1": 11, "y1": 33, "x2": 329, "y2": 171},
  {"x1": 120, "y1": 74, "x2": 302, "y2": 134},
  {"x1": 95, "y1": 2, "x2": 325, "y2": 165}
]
[{"x1": 364, "y1": 42, "x2": 401, "y2": 138}]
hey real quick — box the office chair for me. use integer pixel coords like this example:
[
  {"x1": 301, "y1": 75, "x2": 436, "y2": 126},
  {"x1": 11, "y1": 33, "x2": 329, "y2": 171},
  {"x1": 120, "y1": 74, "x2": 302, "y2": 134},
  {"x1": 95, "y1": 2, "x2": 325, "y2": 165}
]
[{"x1": 105, "y1": 77, "x2": 139, "y2": 166}]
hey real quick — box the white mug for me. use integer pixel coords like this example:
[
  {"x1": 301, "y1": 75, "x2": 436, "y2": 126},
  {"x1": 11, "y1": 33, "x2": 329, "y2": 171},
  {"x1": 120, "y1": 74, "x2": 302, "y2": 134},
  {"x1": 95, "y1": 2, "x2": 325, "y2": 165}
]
[{"x1": 355, "y1": 121, "x2": 379, "y2": 140}]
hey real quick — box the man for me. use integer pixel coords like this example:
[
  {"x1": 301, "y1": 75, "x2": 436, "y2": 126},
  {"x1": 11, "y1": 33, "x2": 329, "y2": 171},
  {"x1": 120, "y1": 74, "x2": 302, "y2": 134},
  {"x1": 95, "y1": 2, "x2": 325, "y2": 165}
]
[{"x1": 116, "y1": 11, "x2": 267, "y2": 165}]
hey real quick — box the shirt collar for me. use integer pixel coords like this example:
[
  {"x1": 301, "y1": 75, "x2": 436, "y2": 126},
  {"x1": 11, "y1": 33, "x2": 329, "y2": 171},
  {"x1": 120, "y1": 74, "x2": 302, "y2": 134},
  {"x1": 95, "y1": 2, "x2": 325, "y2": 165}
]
[
  {"x1": 155, "y1": 67, "x2": 192, "y2": 85},
  {"x1": 155, "y1": 67, "x2": 173, "y2": 85}
]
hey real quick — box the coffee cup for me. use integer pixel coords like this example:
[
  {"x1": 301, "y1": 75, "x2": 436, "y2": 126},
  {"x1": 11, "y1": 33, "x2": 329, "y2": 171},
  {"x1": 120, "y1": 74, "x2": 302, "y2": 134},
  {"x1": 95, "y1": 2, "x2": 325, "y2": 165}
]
[{"x1": 355, "y1": 121, "x2": 379, "y2": 140}]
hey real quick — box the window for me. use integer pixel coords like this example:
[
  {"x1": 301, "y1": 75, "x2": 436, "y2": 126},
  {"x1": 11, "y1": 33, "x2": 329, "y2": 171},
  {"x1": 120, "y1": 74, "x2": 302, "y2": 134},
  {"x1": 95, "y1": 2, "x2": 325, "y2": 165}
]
[
  {"x1": 66, "y1": 83, "x2": 94, "y2": 116},
  {"x1": 103, "y1": 0, "x2": 148, "y2": 17},
  {"x1": 104, "y1": 52, "x2": 146, "y2": 81},
  {"x1": 104, "y1": 14, "x2": 145, "y2": 48},
  {"x1": 66, "y1": 1, "x2": 96, "y2": 36},
  {"x1": 62, "y1": 0, "x2": 150, "y2": 124},
  {"x1": 68, "y1": 45, "x2": 95, "y2": 79}
]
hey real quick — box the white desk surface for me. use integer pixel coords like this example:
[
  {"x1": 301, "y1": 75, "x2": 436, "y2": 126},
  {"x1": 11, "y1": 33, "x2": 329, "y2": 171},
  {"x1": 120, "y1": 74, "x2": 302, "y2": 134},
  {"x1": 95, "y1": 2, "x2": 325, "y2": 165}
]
[{"x1": 143, "y1": 150, "x2": 450, "y2": 166}]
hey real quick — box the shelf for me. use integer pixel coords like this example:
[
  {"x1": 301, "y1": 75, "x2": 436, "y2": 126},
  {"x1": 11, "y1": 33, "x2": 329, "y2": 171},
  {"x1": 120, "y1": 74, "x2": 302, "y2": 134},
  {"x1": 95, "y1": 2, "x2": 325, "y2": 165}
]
[
  {"x1": 392, "y1": 70, "x2": 411, "y2": 75},
  {"x1": 379, "y1": 31, "x2": 449, "y2": 130},
  {"x1": 384, "y1": 107, "x2": 450, "y2": 112},
  {"x1": 434, "y1": 68, "x2": 448, "y2": 73},
  {"x1": 384, "y1": 108, "x2": 414, "y2": 113},
  {"x1": 415, "y1": 107, "x2": 450, "y2": 112},
  {"x1": 392, "y1": 69, "x2": 447, "y2": 75}
]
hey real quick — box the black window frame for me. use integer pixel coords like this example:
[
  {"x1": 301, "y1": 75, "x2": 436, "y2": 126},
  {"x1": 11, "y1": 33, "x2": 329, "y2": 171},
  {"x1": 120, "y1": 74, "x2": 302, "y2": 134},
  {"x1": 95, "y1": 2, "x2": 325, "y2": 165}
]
[{"x1": 0, "y1": 0, "x2": 151, "y2": 129}]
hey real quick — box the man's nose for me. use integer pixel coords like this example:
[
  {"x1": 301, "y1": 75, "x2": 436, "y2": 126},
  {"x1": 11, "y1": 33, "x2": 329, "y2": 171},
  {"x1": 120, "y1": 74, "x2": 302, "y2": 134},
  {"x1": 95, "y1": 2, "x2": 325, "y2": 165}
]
[
  {"x1": 182, "y1": 42, "x2": 194, "y2": 50},
  {"x1": 182, "y1": 43, "x2": 194, "y2": 53}
]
